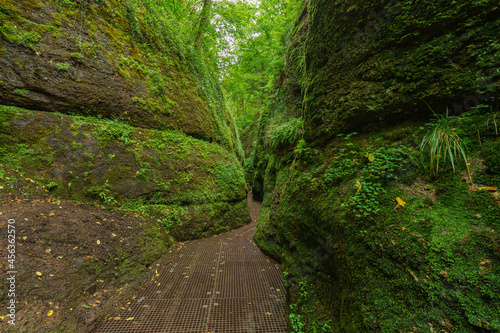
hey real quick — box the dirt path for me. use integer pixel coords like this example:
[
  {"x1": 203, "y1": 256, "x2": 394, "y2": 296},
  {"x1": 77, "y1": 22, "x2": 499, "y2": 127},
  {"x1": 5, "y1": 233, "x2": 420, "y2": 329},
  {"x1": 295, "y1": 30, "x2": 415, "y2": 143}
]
[{"x1": 95, "y1": 192, "x2": 286, "y2": 332}]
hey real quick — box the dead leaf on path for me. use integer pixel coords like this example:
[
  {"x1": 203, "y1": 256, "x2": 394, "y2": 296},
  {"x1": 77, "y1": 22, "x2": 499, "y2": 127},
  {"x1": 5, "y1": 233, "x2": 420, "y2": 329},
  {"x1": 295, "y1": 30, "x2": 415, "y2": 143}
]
[
  {"x1": 36, "y1": 271, "x2": 42, "y2": 277},
  {"x1": 47, "y1": 310, "x2": 53, "y2": 317},
  {"x1": 126, "y1": 317, "x2": 134, "y2": 321}
]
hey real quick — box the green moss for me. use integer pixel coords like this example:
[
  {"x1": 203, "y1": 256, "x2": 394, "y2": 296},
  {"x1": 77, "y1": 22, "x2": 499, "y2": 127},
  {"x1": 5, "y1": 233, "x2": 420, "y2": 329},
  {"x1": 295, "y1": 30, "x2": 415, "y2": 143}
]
[
  {"x1": 0, "y1": 23, "x2": 41, "y2": 48},
  {"x1": 483, "y1": 139, "x2": 500, "y2": 174},
  {"x1": 56, "y1": 62, "x2": 71, "y2": 71},
  {"x1": 13, "y1": 88, "x2": 29, "y2": 95},
  {"x1": 0, "y1": 108, "x2": 248, "y2": 240},
  {"x1": 70, "y1": 52, "x2": 84, "y2": 60},
  {"x1": 252, "y1": 101, "x2": 500, "y2": 332}
]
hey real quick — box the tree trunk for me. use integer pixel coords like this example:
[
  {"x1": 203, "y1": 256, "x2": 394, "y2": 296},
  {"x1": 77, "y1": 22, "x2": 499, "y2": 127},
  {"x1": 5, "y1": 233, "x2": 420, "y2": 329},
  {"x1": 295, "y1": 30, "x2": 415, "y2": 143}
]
[{"x1": 195, "y1": 0, "x2": 212, "y2": 52}]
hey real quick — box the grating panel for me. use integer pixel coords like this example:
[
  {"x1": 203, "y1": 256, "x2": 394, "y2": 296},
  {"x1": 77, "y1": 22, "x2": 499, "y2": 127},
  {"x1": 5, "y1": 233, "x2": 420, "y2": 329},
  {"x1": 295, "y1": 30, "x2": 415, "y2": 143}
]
[{"x1": 95, "y1": 191, "x2": 286, "y2": 332}]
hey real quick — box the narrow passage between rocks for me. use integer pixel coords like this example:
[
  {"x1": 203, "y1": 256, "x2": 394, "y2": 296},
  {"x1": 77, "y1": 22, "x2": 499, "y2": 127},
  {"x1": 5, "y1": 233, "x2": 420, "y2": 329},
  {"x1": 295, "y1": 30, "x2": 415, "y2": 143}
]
[{"x1": 95, "y1": 192, "x2": 286, "y2": 332}]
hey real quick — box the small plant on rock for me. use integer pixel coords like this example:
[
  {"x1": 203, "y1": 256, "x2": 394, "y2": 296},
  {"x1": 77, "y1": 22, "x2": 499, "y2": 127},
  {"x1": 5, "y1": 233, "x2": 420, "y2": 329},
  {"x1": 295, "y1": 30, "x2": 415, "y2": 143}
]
[{"x1": 419, "y1": 105, "x2": 470, "y2": 178}]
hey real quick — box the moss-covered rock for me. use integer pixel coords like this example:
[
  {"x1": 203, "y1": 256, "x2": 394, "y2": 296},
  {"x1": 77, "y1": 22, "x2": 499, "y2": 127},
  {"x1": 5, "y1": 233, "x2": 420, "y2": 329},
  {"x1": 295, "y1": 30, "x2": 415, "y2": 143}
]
[
  {"x1": 250, "y1": 1, "x2": 500, "y2": 332},
  {"x1": 0, "y1": 0, "x2": 249, "y2": 239},
  {"x1": 0, "y1": 0, "x2": 243, "y2": 157},
  {"x1": 303, "y1": 0, "x2": 499, "y2": 143},
  {"x1": 0, "y1": 105, "x2": 249, "y2": 240}
]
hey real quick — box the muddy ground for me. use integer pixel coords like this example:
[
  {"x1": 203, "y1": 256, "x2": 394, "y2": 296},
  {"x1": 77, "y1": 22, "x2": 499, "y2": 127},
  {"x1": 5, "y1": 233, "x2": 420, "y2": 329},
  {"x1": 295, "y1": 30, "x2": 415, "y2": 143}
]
[{"x1": 0, "y1": 166, "x2": 182, "y2": 332}]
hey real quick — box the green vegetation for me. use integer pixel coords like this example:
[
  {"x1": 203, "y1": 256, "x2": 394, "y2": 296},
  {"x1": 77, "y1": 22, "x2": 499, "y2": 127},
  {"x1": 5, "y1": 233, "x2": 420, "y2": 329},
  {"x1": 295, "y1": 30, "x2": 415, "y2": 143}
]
[
  {"x1": 1, "y1": 0, "x2": 500, "y2": 331},
  {"x1": 269, "y1": 118, "x2": 303, "y2": 150},
  {"x1": 55, "y1": 62, "x2": 71, "y2": 71},
  {"x1": 13, "y1": 88, "x2": 29, "y2": 95},
  {"x1": 254, "y1": 116, "x2": 500, "y2": 331},
  {"x1": 247, "y1": 1, "x2": 500, "y2": 331},
  {"x1": 0, "y1": 0, "x2": 244, "y2": 159},
  {"x1": 70, "y1": 52, "x2": 83, "y2": 59},
  {"x1": 0, "y1": 106, "x2": 248, "y2": 240}
]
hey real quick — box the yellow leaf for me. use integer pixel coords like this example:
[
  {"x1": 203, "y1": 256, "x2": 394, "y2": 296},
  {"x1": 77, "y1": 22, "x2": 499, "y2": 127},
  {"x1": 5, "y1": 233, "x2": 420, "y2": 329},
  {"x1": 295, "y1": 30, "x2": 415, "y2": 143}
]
[
  {"x1": 126, "y1": 317, "x2": 134, "y2": 321},
  {"x1": 36, "y1": 271, "x2": 42, "y2": 277},
  {"x1": 97, "y1": 240, "x2": 101, "y2": 245},
  {"x1": 355, "y1": 180, "x2": 362, "y2": 192},
  {"x1": 476, "y1": 186, "x2": 497, "y2": 192},
  {"x1": 47, "y1": 310, "x2": 53, "y2": 317},
  {"x1": 368, "y1": 153, "x2": 375, "y2": 162},
  {"x1": 396, "y1": 197, "x2": 406, "y2": 207}
]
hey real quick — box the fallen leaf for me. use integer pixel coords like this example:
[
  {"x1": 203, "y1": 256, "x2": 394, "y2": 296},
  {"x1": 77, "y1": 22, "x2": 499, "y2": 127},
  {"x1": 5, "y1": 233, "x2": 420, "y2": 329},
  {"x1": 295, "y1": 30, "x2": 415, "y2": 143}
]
[
  {"x1": 367, "y1": 153, "x2": 375, "y2": 162},
  {"x1": 126, "y1": 317, "x2": 134, "y2": 321},
  {"x1": 396, "y1": 197, "x2": 406, "y2": 207},
  {"x1": 47, "y1": 310, "x2": 53, "y2": 317},
  {"x1": 476, "y1": 186, "x2": 497, "y2": 192},
  {"x1": 355, "y1": 180, "x2": 362, "y2": 192},
  {"x1": 36, "y1": 271, "x2": 42, "y2": 277},
  {"x1": 97, "y1": 240, "x2": 101, "y2": 245}
]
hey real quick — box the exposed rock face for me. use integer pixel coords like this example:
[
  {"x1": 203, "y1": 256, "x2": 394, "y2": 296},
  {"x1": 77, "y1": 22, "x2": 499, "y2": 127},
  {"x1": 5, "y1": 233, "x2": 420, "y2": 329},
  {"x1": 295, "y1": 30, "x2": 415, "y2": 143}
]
[
  {"x1": 303, "y1": 0, "x2": 499, "y2": 143},
  {"x1": 1, "y1": 105, "x2": 250, "y2": 240},
  {"x1": 0, "y1": 0, "x2": 248, "y2": 240},
  {"x1": 0, "y1": 0, "x2": 243, "y2": 152},
  {"x1": 251, "y1": 1, "x2": 500, "y2": 332}
]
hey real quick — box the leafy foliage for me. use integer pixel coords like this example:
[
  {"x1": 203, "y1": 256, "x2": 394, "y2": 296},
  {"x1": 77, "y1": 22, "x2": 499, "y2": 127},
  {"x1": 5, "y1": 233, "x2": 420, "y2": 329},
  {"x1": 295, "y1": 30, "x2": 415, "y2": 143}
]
[
  {"x1": 269, "y1": 117, "x2": 303, "y2": 149},
  {"x1": 420, "y1": 106, "x2": 470, "y2": 178}
]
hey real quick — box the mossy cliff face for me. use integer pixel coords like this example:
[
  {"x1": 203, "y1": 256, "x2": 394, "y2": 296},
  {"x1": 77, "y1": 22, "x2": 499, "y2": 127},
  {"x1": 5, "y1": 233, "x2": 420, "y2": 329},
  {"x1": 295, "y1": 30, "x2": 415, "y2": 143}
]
[
  {"x1": 303, "y1": 0, "x2": 499, "y2": 144},
  {"x1": 0, "y1": 0, "x2": 243, "y2": 155},
  {"x1": 0, "y1": 0, "x2": 248, "y2": 239},
  {"x1": 1, "y1": 105, "x2": 249, "y2": 240},
  {"x1": 252, "y1": 1, "x2": 500, "y2": 332}
]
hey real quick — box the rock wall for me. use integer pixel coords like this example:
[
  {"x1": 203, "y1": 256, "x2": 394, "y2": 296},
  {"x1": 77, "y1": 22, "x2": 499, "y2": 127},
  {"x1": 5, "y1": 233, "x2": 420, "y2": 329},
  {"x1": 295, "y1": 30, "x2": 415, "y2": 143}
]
[
  {"x1": 0, "y1": 0, "x2": 243, "y2": 155},
  {"x1": 251, "y1": 1, "x2": 500, "y2": 332},
  {"x1": 0, "y1": 0, "x2": 249, "y2": 240},
  {"x1": 303, "y1": 0, "x2": 499, "y2": 143}
]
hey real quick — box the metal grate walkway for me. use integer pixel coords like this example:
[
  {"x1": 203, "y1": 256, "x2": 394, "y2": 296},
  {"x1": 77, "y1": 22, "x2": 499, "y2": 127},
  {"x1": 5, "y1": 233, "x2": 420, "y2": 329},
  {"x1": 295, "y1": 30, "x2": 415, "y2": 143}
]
[{"x1": 95, "y1": 193, "x2": 286, "y2": 332}]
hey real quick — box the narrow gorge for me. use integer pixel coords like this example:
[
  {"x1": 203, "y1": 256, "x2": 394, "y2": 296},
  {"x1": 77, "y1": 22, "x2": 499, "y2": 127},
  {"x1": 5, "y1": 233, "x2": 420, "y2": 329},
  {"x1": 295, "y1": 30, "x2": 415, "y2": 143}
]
[{"x1": 0, "y1": 0, "x2": 499, "y2": 332}]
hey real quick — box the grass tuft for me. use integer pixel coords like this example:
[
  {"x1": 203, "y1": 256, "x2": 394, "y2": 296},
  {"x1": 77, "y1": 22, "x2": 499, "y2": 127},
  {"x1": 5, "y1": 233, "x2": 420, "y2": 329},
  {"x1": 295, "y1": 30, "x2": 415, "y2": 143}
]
[{"x1": 419, "y1": 105, "x2": 470, "y2": 178}]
